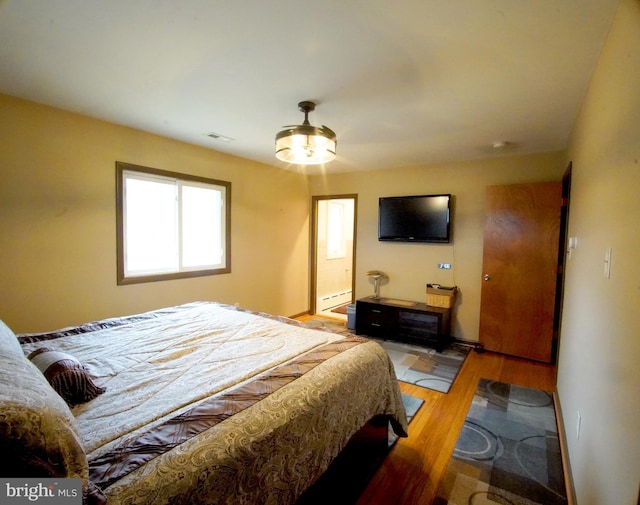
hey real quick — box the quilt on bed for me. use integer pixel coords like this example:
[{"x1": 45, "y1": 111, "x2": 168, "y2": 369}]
[{"x1": 16, "y1": 302, "x2": 408, "y2": 505}]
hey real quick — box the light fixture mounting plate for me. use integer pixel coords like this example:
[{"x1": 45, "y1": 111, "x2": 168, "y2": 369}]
[{"x1": 298, "y1": 101, "x2": 316, "y2": 114}]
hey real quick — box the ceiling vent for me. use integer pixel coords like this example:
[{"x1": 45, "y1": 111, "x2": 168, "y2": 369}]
[{"x1": 205, "y1": 132, "x2": 234, "y2": 142}]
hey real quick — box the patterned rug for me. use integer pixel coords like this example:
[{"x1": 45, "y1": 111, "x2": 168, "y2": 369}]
[
  {"x1": 434, "y1": 378, "x2": 567, "y2": 505},
  {"x1": 373, "y1": 339, "x2": 470, "y2": 394},
  {"x1": 302, "y1": 317, "x2": 469, "y2": 394},
  {"x1": 330, "y1": 303, "x2": 350, "y2": 315},
  {"x1": 389, "y1": 393, "x2": 424, "y2": 446}
]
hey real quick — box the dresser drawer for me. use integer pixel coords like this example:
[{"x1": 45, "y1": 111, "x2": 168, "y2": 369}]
[{"x1": 355, "y1": 301, "x2": 397, "y2": 337}]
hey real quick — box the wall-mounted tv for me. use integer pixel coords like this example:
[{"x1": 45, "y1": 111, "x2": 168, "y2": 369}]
[{"x1": 378, "y1": 194, "x2": 451, "y2": 243}]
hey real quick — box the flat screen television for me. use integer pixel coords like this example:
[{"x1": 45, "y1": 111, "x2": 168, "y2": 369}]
[{"x1": 378, "y1": 194, "x2": 451, "y2": 243}]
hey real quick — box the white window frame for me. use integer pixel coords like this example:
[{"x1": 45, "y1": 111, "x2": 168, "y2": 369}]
[{"x1": 116, "y1": 162, "x2": 231, "y2": 285}]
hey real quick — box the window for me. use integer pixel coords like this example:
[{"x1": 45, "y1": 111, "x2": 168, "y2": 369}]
[
  {"x1": 116, "y1": 162, "x2": 230, "y2": 285},
  {"x1": 326, "y1": 201, "x2": 347, "y2": 259}
]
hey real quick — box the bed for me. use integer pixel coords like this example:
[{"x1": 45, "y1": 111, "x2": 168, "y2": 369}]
[{"x1": 1, "y1": 301, "x2": 408, "y2": 504}]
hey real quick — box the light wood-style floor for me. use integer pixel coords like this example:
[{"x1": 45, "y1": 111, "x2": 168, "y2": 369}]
[
  {"x1": 296, "y1": 314, "x2": 558, "y2": 505},
  {"x1": 356, "y1": 348, "x2": 557, "y2": 504}
]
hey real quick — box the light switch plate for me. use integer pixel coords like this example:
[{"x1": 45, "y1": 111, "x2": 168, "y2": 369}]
[{"x1": 604, "y1": 248, "x2": 612, "y2": 278}]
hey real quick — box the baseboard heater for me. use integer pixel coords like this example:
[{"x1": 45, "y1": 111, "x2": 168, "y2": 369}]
[{"x1": 317, "y1": 290, "x2": 352, "y2": 312}]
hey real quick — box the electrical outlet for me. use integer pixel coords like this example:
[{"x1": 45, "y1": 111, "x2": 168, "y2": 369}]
[{"x1": 576, "y1": 410, "x2": 582, "y2": 440}]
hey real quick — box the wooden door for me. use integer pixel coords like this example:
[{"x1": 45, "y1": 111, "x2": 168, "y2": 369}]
[{"x1": 479, "y1": 182, "x2": 562, "y2": 362}]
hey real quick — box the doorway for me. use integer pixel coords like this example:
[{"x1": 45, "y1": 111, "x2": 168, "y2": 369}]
[{"x1": 310, "y1": 195, "x2": 357, "y2": 320}]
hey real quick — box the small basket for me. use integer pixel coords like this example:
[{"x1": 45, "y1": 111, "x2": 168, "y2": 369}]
[{"x1": 426, "y1": 284, "x2": 457, "y2": 308}]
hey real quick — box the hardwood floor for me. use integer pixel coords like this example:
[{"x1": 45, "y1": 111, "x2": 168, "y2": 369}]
[
  {"x1": 295, "y1": 315, "x2": 558, "y2": 504},
  {"x1": 356, "y1": 349, "x2": 557, "y2": 505}
]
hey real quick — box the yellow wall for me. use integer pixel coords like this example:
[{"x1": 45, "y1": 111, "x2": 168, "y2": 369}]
[
  {"x1": 0, "y1": 94, "x2": 311, "y2": 332},
  {"x1": 557, "y1": 0, "x2": 640, "y2": 503},
  {"x1": 310, "y1": 151, "x2": 566, "y2": 342}
]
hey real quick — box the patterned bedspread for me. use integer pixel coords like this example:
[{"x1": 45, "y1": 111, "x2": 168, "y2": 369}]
[{"x1": 19, "y1": 302, "x2": 408, "y2": 505}]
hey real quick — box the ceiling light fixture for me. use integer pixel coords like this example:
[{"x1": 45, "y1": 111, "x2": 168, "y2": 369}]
[{"x1": 275, "y1": 101, "x2": 337, "y2": 165}]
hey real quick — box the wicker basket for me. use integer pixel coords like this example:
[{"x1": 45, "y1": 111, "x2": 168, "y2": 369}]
[{"x1": 426, "y1": 284, "x2": 457, "y2": 308}]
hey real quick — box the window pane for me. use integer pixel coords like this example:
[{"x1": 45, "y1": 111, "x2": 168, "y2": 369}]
[
  {"x1": 327, "y1": 202, "x2": 346, "y2": 259},
  {"x1": 125, "y1": 177, "x2": 177, "y2": 274},
  {"x1": 181, "y1": 184, "x2": 223, "y2": 268}
]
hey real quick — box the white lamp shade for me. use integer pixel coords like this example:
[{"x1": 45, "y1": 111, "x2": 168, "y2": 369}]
[{"x1": 275, "y1": 125, "x2": 336, "y2": 165}]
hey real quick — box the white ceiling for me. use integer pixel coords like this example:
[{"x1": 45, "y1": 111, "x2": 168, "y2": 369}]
[{"x1": 0, "y1": 0, "x2": 619, "y2": 174}]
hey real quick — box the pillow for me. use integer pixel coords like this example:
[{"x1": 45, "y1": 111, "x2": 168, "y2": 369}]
[
  {"x1": 0, "y1": 319, "x2": 87, "y2": 481},
  {"x1": 28, "y1": 348, "x2": 106, "y2": 406}
]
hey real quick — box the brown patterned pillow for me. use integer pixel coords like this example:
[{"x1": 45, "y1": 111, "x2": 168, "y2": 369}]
[{"x1": 28, "y1": 348, "x2": 105, "y2": 406}]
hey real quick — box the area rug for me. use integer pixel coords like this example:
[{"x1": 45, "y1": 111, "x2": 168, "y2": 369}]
[
  {"x1": 373, "y1": 338, "x2": 469, "y2": 393},
  {"x1": 434, "y1": 378, "x2": 567, "y2": 505},
  {"x1": 302, "y1": 317, "x2": 469, "y2": 394},
  {"x1": 330, "y1": 303, "x2": 350, "y2": 315},
  {"x1": 389, "y1": 393, "x2": 424, "y2": 446}
]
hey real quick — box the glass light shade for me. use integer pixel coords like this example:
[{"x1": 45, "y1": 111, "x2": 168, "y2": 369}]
[{"x1": 275, "y1": 125, "x2": 337, "y2": 165}]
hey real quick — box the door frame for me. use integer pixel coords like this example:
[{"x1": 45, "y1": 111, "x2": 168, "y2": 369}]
[
  {"x1": 310, "y1": 194, "x2": 358, "y2": 315},
  {"x1": 553, "y1": 163, "x2": 572, "y2": 365}
]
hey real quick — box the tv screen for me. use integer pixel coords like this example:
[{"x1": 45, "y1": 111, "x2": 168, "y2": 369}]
[{"x1": 378, "y1": 194, "x2": 451, "y2": 243}]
